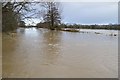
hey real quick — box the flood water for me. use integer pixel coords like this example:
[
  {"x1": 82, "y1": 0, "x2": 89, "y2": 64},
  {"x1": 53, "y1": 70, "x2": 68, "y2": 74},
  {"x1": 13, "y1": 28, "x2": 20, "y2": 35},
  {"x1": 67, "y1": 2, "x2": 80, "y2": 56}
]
[
  {"x1": 2, "y1": 28, "x2": 118, "y2": 78},
  {"x1": 0, "y1": 33, "x2": 2, "y2": 78}
]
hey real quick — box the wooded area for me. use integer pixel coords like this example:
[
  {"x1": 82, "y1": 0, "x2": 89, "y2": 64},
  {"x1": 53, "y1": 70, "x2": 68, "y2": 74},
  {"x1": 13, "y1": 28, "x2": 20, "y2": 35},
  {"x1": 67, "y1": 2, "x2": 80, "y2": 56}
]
[
  {"x1": 2, "y1": 1, "x2": 61, "y2": 32},
  {"x1": 2, "y1": 1, "x2": 120, "y2": 32}
]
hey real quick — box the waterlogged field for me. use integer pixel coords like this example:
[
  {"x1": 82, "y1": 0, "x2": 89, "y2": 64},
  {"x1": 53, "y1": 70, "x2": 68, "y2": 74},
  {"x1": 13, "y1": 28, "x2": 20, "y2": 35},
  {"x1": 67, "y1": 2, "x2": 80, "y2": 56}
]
[{"x1": 2, "y1": 28, "x2": 118, "y2": 78}]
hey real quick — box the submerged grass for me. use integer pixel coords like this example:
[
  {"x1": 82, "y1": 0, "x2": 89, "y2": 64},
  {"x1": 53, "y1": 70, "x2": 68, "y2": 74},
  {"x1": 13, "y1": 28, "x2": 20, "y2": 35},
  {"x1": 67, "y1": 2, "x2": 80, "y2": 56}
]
[{"x1": 61, "y1": 28, "x2": 80, "y2": 32}]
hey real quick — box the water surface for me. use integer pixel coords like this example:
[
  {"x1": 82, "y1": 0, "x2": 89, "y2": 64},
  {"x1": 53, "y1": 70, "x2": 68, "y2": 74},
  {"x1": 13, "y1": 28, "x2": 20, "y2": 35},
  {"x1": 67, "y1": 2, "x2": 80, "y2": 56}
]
[{"x1": 3, "y1": 28, "x2": 118, "y2": 78}]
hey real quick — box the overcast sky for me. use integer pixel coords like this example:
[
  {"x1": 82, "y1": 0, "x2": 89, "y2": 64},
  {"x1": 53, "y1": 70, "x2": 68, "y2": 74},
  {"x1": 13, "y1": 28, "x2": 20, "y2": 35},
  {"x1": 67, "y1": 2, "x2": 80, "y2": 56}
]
[
  {"x1": 61, "y1": 2, "x2": 118, "y2": 25},
  {"x1": 25, "y1": 1, "x2": 118, "y2": 25}
]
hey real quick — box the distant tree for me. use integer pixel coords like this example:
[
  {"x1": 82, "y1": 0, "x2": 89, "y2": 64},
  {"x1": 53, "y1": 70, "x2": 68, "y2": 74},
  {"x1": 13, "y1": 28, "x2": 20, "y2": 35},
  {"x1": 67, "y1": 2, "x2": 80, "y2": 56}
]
[
  {"x1": 2, "y1": 2, "x2": 36, "y2": 32},
  {"x1": 19, "y1": 21, "x2": 26, "y2": 27},
  {"x1": 37, "y1": 22, "x2": 49, "y2": 28},
  {"x1": 2, "y1": 2, "x2": 19, "y2": 32},
  {"x1": 42, "y1": 2, "x2": 61, "y2": 30}
]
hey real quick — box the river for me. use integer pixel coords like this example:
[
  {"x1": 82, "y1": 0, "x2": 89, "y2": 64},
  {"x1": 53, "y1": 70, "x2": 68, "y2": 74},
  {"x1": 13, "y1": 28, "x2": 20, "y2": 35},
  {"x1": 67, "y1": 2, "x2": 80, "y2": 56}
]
[{"x1": 2, "y1": 28, "x2": 118, "y2": 78}]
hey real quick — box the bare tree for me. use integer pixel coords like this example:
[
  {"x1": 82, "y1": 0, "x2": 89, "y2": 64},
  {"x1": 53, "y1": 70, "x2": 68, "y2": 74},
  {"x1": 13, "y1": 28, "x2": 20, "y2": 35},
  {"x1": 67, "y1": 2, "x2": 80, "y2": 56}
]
[
  {"x1": 42, "y1": 2, "x2": 61, "y2": 30},
  {"x1": 2, "y1": 2, "x2": 19, "y2": 32},
  {"x1": 2, "y1": 1, "x2": 40, "y2": 32}
]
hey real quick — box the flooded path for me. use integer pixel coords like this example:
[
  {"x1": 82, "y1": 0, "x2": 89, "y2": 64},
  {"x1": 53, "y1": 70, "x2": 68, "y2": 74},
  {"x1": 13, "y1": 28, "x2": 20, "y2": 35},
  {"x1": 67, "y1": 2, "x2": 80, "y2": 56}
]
[{"x1": 2, "y1": 28, "x2": 118, "y2": 78}]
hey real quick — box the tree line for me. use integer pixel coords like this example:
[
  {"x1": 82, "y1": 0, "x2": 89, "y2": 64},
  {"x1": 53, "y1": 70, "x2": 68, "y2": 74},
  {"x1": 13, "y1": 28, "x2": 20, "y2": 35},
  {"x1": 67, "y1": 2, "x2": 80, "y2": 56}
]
[
  {"x1": 2, "y1": 1, "x2": 120, "y2": 32},
  {"x1": 59, "y1": 24, "x2": 120, "y2": 30},
  {"x1": 36, "y1": 23, "x2": 120, "y2": 30},
  {"x1": 2, "y1": 1, "x2": 61, "y2": 32}
]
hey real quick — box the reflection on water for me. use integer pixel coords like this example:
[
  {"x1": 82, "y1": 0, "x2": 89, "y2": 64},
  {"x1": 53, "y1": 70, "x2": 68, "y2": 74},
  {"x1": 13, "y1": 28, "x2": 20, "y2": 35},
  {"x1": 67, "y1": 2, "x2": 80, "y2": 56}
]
[
  {"x1": 3, "y1": 28, "x2": 118, "y2": 78},
  {"x1": 42, "y1": 30, "x2": 62, "y2": 65}
]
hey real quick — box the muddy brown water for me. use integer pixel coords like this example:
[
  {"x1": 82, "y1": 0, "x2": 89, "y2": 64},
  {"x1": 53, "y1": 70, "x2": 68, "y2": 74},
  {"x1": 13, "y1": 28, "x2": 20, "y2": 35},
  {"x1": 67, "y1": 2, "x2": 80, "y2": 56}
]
[
  {"x1": 2, "y1": 28, "x2": 118, "y2": 78},
  {"x1": 0, "y1": 33, "x2": 2, "y2": 78}
]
